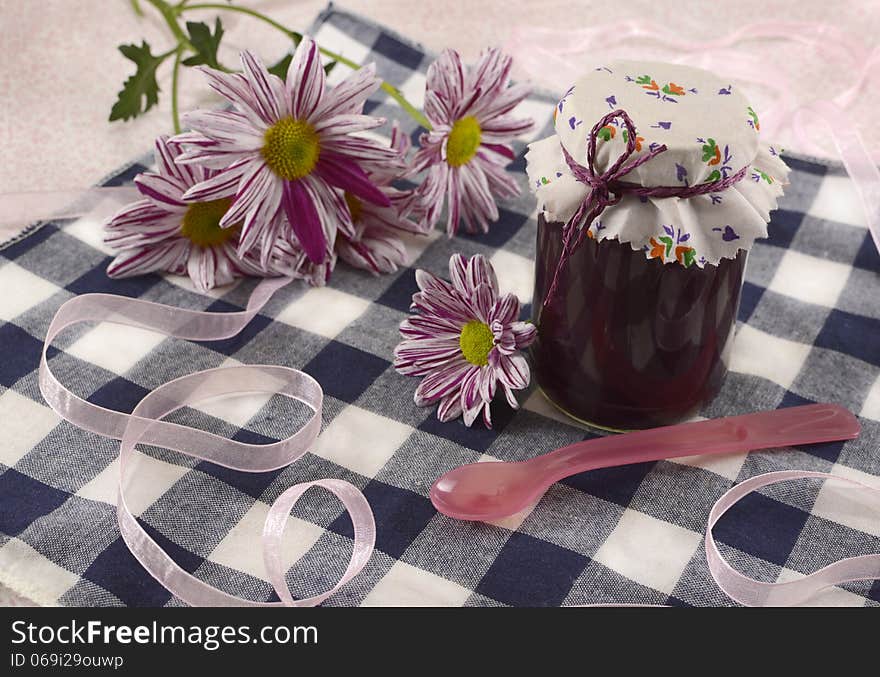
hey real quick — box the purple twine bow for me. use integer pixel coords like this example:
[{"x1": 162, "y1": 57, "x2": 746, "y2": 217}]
[{"x1": 541, "y1": 109, "x2": 750, "y2": 311}]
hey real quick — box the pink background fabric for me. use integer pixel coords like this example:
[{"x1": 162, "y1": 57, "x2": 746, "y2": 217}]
[{"x1": 1, "y1": 0, "x2": 878, "y2": 605}]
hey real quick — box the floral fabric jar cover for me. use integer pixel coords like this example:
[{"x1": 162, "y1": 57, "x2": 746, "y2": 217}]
[{"x1": 526, "y1": 60, "x2": 791, "y2": 267}]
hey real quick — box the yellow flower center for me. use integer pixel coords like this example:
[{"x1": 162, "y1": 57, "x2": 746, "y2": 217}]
[
  {"x1": 261, "y1": 117, "x2": 321, "y2": 180},
  {"x1": 180, "y1": 198, "x2": 238, "y2": 247},
  {"x1": 446, "y1": 116, "x2": 482, "y2": 167},
  {"x1": 344, "y1": 191, "x2": 363, "y2": 223},
  {"x1": 459, "y1": 320, "x2": 494, "y2": 366}
]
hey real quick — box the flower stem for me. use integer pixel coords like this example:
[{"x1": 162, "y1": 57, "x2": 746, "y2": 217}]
[
  {"x1": 181, "y1": 3, "x2": 300, "y2": 39},
  {"x1": 145, "y1": 0, "x2": 193, "y2": 51},
  {"x1": 179, "y1": 2, "x2": 432, "y2": 130},
  {"x1": 171, "y1": 47, "x2": 183, "y2": 134}
]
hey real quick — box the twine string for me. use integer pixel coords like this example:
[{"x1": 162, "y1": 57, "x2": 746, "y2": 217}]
[{"x1": 542, "y1": 109, "x2": 749, "y2": 312}]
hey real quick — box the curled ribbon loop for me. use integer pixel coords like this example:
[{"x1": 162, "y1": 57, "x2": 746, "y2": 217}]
[
  {"x1": 263, "y1": 480, "x2": 376, "y2": 607},
  {"x1": 707, "y1": 471, "x2": 880, "y2": 607},
  {"x1": 39, "y1": 277, "x2": 376, "y2": 607},
  {"x1": 542, "y1": 108, "x2": 749, "y2": 313}
]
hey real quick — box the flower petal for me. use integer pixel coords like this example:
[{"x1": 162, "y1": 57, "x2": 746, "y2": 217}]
[
  {"x1": 414, "y1": 268, "x2": 454, "y2": 296},
  {"x1": 462, "y1": 399, "x2": 483, "y2": 427},
  {"x1": 469, "y1": 282, "x2": 496, "y2": 323},
  {"x1": 182, "y1": 109, "x2": 265, "y2": 151},
  {"x1": 282, "y1": 179, "x2": 326, "y2": 263},
  {"x1": 152, "y1": 135, "x2": 199, "y2": 186},
  {"x1": 107, "y1": 241, "x2": 188, "y2": 278},
  {"x1": 287, "y1": 36, "x2": 325, "y2": 119},
  {"x1": 458, "y1": 161, "x2": 499, "y2": 230},
  {"x1": 134, "y1": 172, "x2": 187, "y2": 207},
  {"x1": 427, "y1": 49, "x2": 465, "y2": 113},
  {"x1": 313, "y1": 114, "x2": 385, "y2": 137},
  {"x1": 475, "y1": 152, "x2": 521, "y2": 198},
  {"x1": 448, "y1": 253, "x2": 469, "y2": 295},
  {"x1": 314, "y1": 152, "x2": 391, "y2": 207},
  {"x1": 413, "y1": 359, "x2": 471, "y2": 406},
  {"x1": 437, "y1": 393, "x2": 463, "y2": 423},
  {"x1": 502, "y1": 383, "x2": 519, "y2": 409},
  {"x1": 411, "y1": 287, "x2": 472, "y2": 323},
  {"x1": 240, "y1": 180, "x2": 283, "y2": 264},
  {"x1": 182, "y1": 159, "x2": 251, "y2": 202},
  {"x1": 424, "y1": 90, "x2": 451, "y2": 126},
  {"x1": 495, "y1": 352, "x2": 530, "y2": 390},
  {"x1": 475, "y1": 83, "x2": 531, "y2": 120},
  {"x1": 186, "y1": 246, "x2": 216, "y2": 291},
  {"x1": 399, "y1": 315, "x2": 461, "y2": 339},
  {"x1": 394, "y1": 336, "x2": 462, "y2": 365},
  {"x1": 482, "y1": 403, "x2": 493, "y2": 428},
  {"x1": 467, "y1": 254, "x2": 499, "y2": 296},
  {"x1": 511, "y1": 321, "x2": 537, "y2": 349},
  {"x1": 222, "y1": 161, "x2": 272, "y2": 227},
  {"x1": 105, "y1": 199, "x2": 173, "y2": 231},
  {"x1": 444, "y1": 167, "x2": 461, "y2": 236},
  {"x1": 240, "y1": 50, "x2": 286, "y2": 123},
  {"x1": 478, "y1": 365, "x2": 497, "y2": 403},
  {"x1": 337, "y1": 225, "x2": 407, "y2": 275},
  {"x1": 492, "y1": 322, "x2": 516, "y2": 355},
  {"x1": 490, "y1": 292, "x2": 519, "y2": 326},
  {"x1": 480, "y1": 115, "x2": 535, "y2": 141},
  {"x1": 321, "y1": 135, "x2": 402, "y2": 165},
  {"x1": 195, "y1": 67, "x2": 271, "y2": 129},
  {"x1": 312, "y1": 62, "x2": 381, "y2": 119},
  {"x1": 459, "y1": 366, "x2": 483, "y2": 411}
]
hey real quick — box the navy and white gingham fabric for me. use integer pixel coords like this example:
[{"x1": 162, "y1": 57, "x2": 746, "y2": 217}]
[{"x1": 1, "y1": 6, "x2": 878, "y2": 607}]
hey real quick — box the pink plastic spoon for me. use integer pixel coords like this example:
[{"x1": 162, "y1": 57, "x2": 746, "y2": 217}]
[{"x1": 430, "y1": 403, "x2": 860, "y2": 521}]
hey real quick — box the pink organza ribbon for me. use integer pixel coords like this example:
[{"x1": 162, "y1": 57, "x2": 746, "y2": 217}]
[
  {"x1": 707, "y1": 471, "x2": 880, "y2": 606},
  {"x1": 0, "y1": 187, "x2": 141, "y2": 227},
  {"x1": 506, "y1": 20, "x2": 880, "y2": 255},
  {"x1": 39, "y1": 275, "x2": 376, "y2": 606}
]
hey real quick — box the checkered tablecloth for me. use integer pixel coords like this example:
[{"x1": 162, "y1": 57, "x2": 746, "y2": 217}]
[{"x1": 1, "y1": 6, "x2": 878, "y2": 608}]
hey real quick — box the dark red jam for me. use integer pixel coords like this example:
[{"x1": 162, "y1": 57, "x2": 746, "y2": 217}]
[{"x1": 531, "y1": 214, "x2": 747, "y2": 430}]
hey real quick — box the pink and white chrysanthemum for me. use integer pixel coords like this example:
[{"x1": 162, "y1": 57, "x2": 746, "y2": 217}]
[
  {"x1": 394, "y1": 254, "x2": 536, "y2": 427},
  {"x1": 336, "y1": 122, "x2": 428, "y2": 275},
  {"x1": 104, "y1": 135, "x2": 265, "y2": 291},
  {"x1": 173, "y1": 38, "x2": 402, "y2": 267},
  {"x1": 411, "y1": 48, "x2": 533, "y2": 236}
]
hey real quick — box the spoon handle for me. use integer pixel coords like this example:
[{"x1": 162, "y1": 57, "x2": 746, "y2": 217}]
[{"x1": 537, "y1": 404, "x2": 860, "y2": 483}]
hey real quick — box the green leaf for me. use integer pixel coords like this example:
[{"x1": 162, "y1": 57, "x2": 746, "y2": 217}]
[
  {"x1": 324, "y1": 60, "x2": 336, "y2": 75},
  {"x1": 109, "y1": 41, "x2": 166, "y2": 122},
  {"x1": 181, "y1": 18, "x2": 225, "y2": 69}
]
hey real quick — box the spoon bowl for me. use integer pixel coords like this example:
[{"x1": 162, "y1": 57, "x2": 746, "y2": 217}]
[{"x1": 430, "y1": 460, "x2": 545, "y2": 521}]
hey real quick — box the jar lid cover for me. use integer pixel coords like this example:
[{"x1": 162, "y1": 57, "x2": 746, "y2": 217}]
[{"x1": 527, "y1": 60, "x2": 790, "y2": 267}]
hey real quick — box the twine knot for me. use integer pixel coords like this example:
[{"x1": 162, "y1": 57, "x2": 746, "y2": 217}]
[{"x1": 541, "y1": 108, "x2": 749, "y2": 315}]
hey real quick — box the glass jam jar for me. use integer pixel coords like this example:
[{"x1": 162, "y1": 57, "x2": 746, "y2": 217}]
[
  {"x1": 526, "y1": 59, "x2": 788, "y2": 430},
  {"x1": 532, "y1": 214, "x2": 747, "y2": 430}
]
